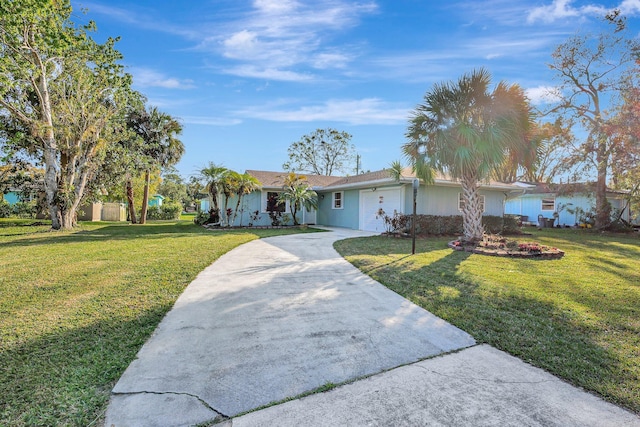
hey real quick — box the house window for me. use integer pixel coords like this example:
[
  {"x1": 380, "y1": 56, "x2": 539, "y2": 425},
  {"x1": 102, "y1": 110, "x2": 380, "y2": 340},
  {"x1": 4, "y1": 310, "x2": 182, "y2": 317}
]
[
  {"x1": 333, "y1": 192, "x2": 344, "y2": 209},
  {"x1": 458, "y1": 193, "x2": 485, "y2": 212},
  {"x1": 266, "y1": 191, "x2": 285, "y2": 213},
  {"x1": 541, "y1": 198, "x2": 555, "y2": 211}
]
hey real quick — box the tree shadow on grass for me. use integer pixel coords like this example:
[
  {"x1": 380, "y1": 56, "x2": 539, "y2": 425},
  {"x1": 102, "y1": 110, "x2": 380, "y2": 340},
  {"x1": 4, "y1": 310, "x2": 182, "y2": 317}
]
[
  {"x1": 1, "y1": 306, "x2": 173, "y2": 426},
  {"x1": 336, "y1": 236, "x2": 639, "y2": 414},
  {"x1": 1, "y1": 222, "x2": 261, "y2": 248}
]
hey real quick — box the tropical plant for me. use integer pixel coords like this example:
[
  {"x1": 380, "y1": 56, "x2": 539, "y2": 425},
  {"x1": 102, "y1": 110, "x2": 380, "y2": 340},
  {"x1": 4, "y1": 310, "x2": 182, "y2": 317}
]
[
  {"x1": 231, "y1": 173, "x2": 261, "y2": 226},
  {"x1": 127, "y1": 106, "x2": 184, "y2": 224},
  {"x1": 218, "y1": 170, "x2": 240, "y2": 227},
  {"x1": 279, "y1": 172, "x2": 318, "y2": 225},
  {"x1": 403, "y1": 68, "x2": 534, "y2": 242},
  {"x1": 198, "y1": 163, "x2": 228, "y2": 225}
]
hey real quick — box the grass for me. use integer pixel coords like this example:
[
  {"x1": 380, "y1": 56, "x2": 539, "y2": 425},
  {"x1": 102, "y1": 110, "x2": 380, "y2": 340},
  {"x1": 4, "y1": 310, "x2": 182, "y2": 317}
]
[
  {"x1": 334, "y1": 228, "x2": 640, "y2": 414},
  {"x1": 0, "y1": 219, "x2": 316, "y2": 426}
]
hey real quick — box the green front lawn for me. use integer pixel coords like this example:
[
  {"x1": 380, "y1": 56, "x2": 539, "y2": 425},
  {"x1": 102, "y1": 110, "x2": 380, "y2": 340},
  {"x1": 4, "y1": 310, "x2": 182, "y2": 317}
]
[
  {"x1": 0, "y1": 220, "x2": 314, "y2": 426},
  {"x1": 335, "y1": 229, "x2": 640, "y2": 414}
]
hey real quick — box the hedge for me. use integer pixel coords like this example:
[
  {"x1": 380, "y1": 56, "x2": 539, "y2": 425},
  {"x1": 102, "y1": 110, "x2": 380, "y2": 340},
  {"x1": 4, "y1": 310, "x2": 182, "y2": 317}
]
[{"x1": 382, "y1": 212, "x2": 520, "y2": 235}]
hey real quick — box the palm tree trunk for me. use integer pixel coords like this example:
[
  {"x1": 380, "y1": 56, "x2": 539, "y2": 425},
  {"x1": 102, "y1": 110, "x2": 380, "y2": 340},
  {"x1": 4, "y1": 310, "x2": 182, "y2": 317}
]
[
  {"x1": 126, "y1": 179, "x2": 137, "y2": 224},
  {"x1": 461, "y1": 174, "x2": 484, "y2": 242},
  {"x1": 140, "y1": 170, "x2": 150, "y2": 225}
]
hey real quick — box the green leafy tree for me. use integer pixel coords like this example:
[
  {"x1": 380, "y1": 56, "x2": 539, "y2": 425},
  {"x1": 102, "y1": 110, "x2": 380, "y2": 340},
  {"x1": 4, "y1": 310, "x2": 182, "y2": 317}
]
[
  {"x1": 404, "y1": 68, "x2": 533, "y2": 242},
  {"x1": 0, "y1": 0, "x2": 131, "y2": 229},
  {"x1": 279, "y1": 172, "x2": 318, "y2": 225},
  {"x1": 547, "y1": 11, "x2": 639, "y2": 229},
  {"x1": 283, "y1": 128, "x2": 355, "y2": 176},
  {"x1": 158, "y1": 168, "x2": 189, "y2": 208}
]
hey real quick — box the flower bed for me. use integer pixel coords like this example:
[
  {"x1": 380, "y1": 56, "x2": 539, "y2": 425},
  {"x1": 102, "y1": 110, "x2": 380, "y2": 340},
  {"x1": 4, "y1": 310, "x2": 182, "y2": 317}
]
[{"x1": 448, "y1": 234, "x2": 564, "y2": 259}]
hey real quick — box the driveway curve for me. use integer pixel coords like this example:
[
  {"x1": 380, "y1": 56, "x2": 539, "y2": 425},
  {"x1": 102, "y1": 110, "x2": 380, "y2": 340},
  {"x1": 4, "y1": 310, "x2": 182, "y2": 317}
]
[{"x1": 105, "y1": 227, "x2": 475, "y2": 426}]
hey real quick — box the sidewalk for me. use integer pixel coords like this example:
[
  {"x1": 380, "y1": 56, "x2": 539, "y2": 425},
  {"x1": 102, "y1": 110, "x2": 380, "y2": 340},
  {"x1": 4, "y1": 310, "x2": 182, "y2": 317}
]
[{"x1": 105, "y1": 227, "x2": 639, "y2": 427}]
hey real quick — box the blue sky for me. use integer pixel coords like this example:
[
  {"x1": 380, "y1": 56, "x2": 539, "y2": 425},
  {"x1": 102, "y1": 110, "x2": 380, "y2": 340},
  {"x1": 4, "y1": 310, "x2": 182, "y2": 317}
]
[{"x1": 72, "y1": 0, "x2": 640, "y2": 178}]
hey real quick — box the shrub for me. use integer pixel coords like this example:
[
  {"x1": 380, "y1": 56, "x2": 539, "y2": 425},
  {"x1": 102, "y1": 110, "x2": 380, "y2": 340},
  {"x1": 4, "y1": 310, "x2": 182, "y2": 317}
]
[
  {"x1": 194, "y1": 210, "x2": 209, "y2": 225},
  {"x1": 0, "y1": 200, "x2": 11, "y2": 218},
  {"x1": 399, "y1": 214, "x2": 521, "y2": 236},
  {"x1": 12, "y1": 200, "x2": 37, "y2": 218},
  {"x1": 145, "y1": 202, "x2": 182, "y2": 220}
]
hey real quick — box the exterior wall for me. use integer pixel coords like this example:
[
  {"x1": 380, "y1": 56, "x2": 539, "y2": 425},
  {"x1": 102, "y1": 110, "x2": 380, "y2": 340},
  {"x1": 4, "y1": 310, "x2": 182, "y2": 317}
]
[
  {"x1": 3, "y1": 191, "x2": 21, "y2": 205},
  {"x1": 149, "y1": 195, "x2": 164, "y2": 207},
  {"x1": 505, "y1": 193, "x2": 630, "y2": 226},
  {"x1": 408, "y1": 185, "x2": 506, "y2": 217},
  {"x1": 78, "y1": 202, "x2": 102, "y2": 221},
  {"x1": 200, "y1": 191, "x2": 311, "y2": 226},
  {"x1": 316, "y1": 189, "x2": 360, "y2": 229},
  {"x1": 101, "y1": 203, "x2": 127, "y2": 221}
]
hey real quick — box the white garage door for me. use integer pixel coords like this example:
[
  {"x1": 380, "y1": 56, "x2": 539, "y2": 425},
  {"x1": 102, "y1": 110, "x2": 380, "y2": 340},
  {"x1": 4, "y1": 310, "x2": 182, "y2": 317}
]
[{"x1": 359, "y1": 188, "x2": 404, "y2": 232}]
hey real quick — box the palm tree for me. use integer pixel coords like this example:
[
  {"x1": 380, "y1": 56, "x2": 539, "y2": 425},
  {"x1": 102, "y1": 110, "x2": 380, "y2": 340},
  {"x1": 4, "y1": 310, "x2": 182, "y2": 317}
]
[
  {"x1": 232, "y1": 173, "x2": 262, "y2": 226},
  {"x1": 198, "y1": 163, "x2": 228, "y2": 225},
  {"x1": 404, "y1": 68, "x2": 533, "y2": 242},
  {"x1": 219, "y1": 170, "x2": 240, "y2": 227},
  {"x1": 280, "y1": 172, "x2": 318, "y2": 225},
  {"x1": 128, "y1": 106, "x2": 184, "y2": 224}
]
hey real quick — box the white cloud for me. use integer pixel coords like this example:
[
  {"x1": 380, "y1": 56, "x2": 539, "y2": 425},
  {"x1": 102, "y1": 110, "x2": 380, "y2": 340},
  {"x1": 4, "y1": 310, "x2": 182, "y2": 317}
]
[
  {"x1": 312, "y1": 52, "x2": 352, "y2": 69},
  {"x1": 131, "y1": 68, "x2": 196, "y2": 89},
  {"x1": 525, "y1": 86, "x2": 563, "y2": 105},
  {"x1": 214, "y1": 1, "x2": 377, "y2": 80},
  {"x1": 235, "y1": 98, "x2": 409, "y2": 125},
  {"x1": 253, "y1": 0, "x2": 299, "y2": 14},
  {"x1": 182, "y1": 116, "x2": 242, "y2": 126},
  {"x1": 222, "y1": 65, "x2": 314, "y2": 82},
  {"x1": 525, "y1": 0, "x2": 640, "y2": 24}
]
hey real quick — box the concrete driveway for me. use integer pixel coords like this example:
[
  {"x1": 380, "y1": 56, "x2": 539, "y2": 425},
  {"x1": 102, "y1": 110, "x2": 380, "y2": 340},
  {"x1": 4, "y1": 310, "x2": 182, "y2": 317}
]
[{"x1": 105, "y1": 227, "x2": 639, "y2": 427}]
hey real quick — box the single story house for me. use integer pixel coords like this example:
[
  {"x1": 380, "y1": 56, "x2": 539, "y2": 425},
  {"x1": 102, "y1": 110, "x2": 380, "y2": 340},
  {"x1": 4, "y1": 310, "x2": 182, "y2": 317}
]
[
  {"x1": 504, "y1": 182, "x2": 631, "y2": 227},
  {"x1": 201, "y1": 169, "x2": 524, "y2": 232}
]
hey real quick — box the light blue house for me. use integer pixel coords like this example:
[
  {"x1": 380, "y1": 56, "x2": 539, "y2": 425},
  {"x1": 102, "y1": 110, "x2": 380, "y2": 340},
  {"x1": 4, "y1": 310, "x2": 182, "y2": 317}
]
[
  {"x1": 148, "y1": 194, "x2": 165, "y2": 208},
  {"x1": 200, "y1": 169, "x2": 523, "y2": 232},
  {"x1": 505, "y1": 182, "x2": 631, "y2": 227},
  {"x1": 2, "y1": 191, "x2": 21, "y2": 205}
]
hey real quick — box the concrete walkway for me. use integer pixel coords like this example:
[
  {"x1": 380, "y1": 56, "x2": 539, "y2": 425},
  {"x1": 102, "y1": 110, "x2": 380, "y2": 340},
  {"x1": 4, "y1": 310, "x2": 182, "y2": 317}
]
[{"x1": 105, "y1": 227, "x2": 639, "y2": 427}]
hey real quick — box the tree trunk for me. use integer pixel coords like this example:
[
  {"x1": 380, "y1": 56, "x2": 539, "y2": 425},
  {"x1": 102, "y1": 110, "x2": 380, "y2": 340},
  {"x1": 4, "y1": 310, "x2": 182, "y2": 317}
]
[
  {"x1": 43, "y1": 137, "x2": 62, "y2": 230},
  {"x1": 126, "y1": 179, "x2": 137, "y2": 224},
  {"x1": 461, "y1": 173, "x2": 484, "y2": 242},
  {"x1": 140, "y1": 170, "x2": 150, "y2": 225},
  {"x1": 594, "y1": 137, "x2": 611, "y2": 229}
]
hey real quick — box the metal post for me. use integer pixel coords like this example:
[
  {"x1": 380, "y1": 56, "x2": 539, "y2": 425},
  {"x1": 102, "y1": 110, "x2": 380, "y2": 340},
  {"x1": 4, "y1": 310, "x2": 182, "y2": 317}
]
[{"x1": 412, "y1": 178, "x2": 419, "y2": 255}]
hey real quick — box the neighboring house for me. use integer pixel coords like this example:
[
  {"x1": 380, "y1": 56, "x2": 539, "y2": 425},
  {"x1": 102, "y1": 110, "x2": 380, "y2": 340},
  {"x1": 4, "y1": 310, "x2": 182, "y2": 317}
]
[
  {"x1": 148, "y1": 194, "x2": 165, "y2": 208},
  {"x1": 201, "y1": 168, "x2": 523, "y2": 232},
  {"x1": 2, "y1": 190, "x2": 21, "y2": 205},
  {"x1": 2, "y1": 189, "x2": 37, "y2": 205},
  {"x1": 505, "y1": 182, "x2": 631, "y2": 227}
]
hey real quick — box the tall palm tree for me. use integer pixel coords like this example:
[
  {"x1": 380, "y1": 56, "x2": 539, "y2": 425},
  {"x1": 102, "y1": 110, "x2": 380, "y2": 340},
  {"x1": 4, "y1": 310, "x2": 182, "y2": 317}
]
[
  {"x1": 404, "y1": 68, "x2": 533, "y2": 242},
  {"x1": 232, "y1": 173, "x2": 262, "y2": 226},
  {"x1": 127, "y1": 106, "x2": 184, "y2": 224},
  {"x1": 198, "y1": 163, "x2": 228, "y2": 225}
]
